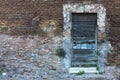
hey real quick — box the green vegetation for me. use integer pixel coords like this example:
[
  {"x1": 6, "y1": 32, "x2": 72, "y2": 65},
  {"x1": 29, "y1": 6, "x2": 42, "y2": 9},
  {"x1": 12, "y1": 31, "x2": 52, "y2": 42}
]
[
  {"x1": 81, "y1": 64, "x2": 97, "y2": 67},
  {"x1": 2, "y1": 25, "x2": 8, "y2": 31},
  {"x1": 0, "y1": 68, "x2": 4, "y2": 75},
  {"x1": 99, "y1": 72, "x2": 103, "y2": 74},
  {"x1": 77, "y1": 70, "x2": 85, "y2": 75},
  {"x1": 71, "y1": 64, "x2": 78, "y2": 67},
  {"x1": 95, "y1": 72, "x2": 100, "y2": 75},
  {"x1": 55, "y1": 48, "x2": 65, "y2": 58},
  {"x1": 96, "y1": 50, "x2": 100, "y2": 56},
  {"x1": 96, "y1": 66, "x2": 99, "y2": 70},
  {"x1": 71, "y1": 65, "x2": 75, "y2": 67},
  {"x1": 92, "y1": 59, "x2": 98, "y2": 63},
  {"x1": 80, "y1": 60, "x2": 91, "y2": 62}
]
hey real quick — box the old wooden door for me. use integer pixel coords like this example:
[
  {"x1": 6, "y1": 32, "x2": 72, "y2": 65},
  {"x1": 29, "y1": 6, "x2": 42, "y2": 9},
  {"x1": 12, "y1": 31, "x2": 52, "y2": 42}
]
[{"x1": 71, "y1": 13, "x2": 97, "y2": 67}]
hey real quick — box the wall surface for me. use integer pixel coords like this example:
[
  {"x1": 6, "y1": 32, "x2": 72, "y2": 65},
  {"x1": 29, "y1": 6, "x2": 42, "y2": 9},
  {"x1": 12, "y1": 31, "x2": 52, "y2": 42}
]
[
  {"x1": 0, "y1": 0, "x2": 97, "y2": 35},
  {"x1": 0, "y1": 0, "x2": 120, "y2": 65},
  {"x1": 0, "y1": 0, "x2": 96, "y2": 25},
  {"x1": 0, "y1": 0, "x2": 119, "y2": 35},
  {"x1": 0, "y1": 0, "x2": 119, "y2": 28}
]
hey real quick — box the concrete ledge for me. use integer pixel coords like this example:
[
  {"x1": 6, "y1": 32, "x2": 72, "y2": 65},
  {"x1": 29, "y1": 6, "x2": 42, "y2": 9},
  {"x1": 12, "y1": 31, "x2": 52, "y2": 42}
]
[{"x1": 69, "y1": 67, "x2": 99, "y2": 73}]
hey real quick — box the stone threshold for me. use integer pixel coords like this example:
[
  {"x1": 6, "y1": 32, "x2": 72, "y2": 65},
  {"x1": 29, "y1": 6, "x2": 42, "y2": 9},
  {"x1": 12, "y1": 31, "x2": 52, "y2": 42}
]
[{"x1": 69, "y1": 67, "x2": 99, "y2": 74}]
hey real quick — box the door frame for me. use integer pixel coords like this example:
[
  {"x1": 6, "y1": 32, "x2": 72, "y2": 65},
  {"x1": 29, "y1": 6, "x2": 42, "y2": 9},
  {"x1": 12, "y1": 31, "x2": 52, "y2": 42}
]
[{"x1": 63, "y1": 3, "x2": 106, "y2": 73}]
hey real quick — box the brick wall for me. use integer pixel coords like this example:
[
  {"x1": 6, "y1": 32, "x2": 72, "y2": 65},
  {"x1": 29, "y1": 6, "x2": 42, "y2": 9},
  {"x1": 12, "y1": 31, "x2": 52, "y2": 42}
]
[
  {"x1": 0, "y1": 0, "x2": 96, "y2": 34},
  {"x1": 0, "y1": 0, "x2": 96, "y2": 26},
  {"x1": 0, "y1": 0, "x2": 120, "y2": 65},
  {"x1": 0, "y1": 0, "x2": 119, "y2": 35},
  {"x1": 102, "y1": 0, "x2": 120, "y2": 65}
]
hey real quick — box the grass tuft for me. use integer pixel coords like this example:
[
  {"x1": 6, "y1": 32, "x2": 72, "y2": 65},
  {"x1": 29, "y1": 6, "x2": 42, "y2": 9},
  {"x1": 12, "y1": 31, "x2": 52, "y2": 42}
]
[
  {"x1": 55, "y1": 48, "x2": 65, "y2": 58},
  {"x1": 0, "y1": 68, "x2": 4, "y2": 75},
  {"x1": 2, "y1": 25, "x2": 8, "y2": 31},
  {"x1": 77, "y1": 70, "x2": 85, "y2": 75},
  {"x1": 96, "y1": 50, "x2": 100, "y2": 56}
]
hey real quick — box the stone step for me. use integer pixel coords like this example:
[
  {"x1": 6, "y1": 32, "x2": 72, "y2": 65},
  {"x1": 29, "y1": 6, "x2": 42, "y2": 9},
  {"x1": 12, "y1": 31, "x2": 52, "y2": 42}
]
[{"x1": 69, "y1": 67, "x2": 99, "y2": 73}]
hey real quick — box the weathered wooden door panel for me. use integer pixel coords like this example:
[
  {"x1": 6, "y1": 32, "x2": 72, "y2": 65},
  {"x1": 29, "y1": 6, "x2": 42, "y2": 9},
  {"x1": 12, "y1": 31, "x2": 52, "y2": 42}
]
[
  {"x1": 72, "y1": 13, "x2": 97, "y2": 22},
  {"x1": 71, "y1": 13, "x2": 97, "y2": 67},
  {"x1": 72, "y1": 13, "x2": 97, "y2": 39}
]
